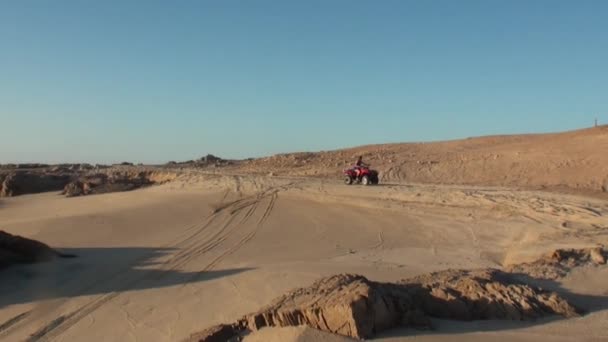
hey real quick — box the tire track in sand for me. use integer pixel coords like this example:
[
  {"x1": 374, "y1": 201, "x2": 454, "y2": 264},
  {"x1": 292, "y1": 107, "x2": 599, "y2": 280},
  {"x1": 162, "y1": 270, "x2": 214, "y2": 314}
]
[
  {"x1": 200, "y1": 191, "x2": 277, "y2": 273},
  {"x1": 24, "y1": 187, "x2": 283, "y2": 342}
]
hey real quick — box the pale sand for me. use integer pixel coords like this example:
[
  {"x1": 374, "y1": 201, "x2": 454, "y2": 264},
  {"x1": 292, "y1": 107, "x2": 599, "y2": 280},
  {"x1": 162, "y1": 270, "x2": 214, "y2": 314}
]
[{"x1": 0, "y1": 174, "x2": 606, "y2": 341}]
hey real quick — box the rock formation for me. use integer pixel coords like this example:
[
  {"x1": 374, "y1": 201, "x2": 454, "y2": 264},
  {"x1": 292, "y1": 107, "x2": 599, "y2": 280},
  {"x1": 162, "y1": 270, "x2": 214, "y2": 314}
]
[
  {"x1": 62, "y1": 170, "x2": 178, "y2": 197},
  {"x1": 186, "y1": 268, "x2": 582, "y2": 341},
  {"x1": 63, "y1": 172, "x2": 154, "y2": 197},
  {"x1": 0, "y1": 172, "x2": 73, "y2": 197},
  {"x1": 164, "y1": 154, "x2": 233, "y2": 168}
]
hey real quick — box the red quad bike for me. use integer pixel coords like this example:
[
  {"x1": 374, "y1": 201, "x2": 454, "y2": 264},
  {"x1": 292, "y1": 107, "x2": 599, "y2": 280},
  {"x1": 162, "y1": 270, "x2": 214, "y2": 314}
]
[{"x1": 343, "y1": 166, "x2": 379, "y2": 185}]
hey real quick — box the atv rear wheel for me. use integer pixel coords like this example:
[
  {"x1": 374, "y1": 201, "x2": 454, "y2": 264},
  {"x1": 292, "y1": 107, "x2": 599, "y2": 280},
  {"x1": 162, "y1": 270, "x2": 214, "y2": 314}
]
[
  {"x1": 344, "y1": 176, "x2": 353, "y2": 185},
  {"x1": 361, "y1": 175, "x2": 370, "y2": 186}
]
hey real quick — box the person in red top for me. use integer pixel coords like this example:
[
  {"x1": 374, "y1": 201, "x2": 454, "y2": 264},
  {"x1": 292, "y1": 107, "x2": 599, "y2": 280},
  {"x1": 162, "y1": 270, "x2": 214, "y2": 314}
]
[{"x1": 354, "y1": 156, "x2": 368, "y2": 178}]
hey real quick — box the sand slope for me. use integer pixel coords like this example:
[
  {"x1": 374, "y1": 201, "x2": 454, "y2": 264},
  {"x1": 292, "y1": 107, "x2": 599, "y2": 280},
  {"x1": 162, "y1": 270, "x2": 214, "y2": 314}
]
[{"x1": 0, "y1": 174, "x2": 606, "y2": 341}]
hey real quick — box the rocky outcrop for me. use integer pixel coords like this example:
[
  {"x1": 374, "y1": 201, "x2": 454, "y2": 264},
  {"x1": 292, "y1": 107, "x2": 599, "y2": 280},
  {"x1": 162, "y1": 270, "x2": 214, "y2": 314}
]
[
  {"x1": 201, "y1": 154, "x2": 222, "y2": 164},
  {"x1": 187, "y1": 269, "x2": 580, "y2": 341},
  {"x1": 506, "y1": 247, "x2": 607, "y2": 280},
  {"x1": 0, "y1": 167, "x2": 178, "y2": 198},
  {"x1": 62, "y1": 171, "x2": 177, "y2": 197},
  {"x1": 0, "y1": 165, "x2": 179, "y2": 198},
  {"x1": 63, "y1": 173, "x2": 152, "y2": 197},
  {"x1": 400, "y1": 269, "x2": 578, "y2": 321},
  {"x1": 48, "y1": 164, "x2": 96, "y2": 173},
  {"x1": 0, "y1": 231, "x2": 75, "y2": 269},
  {"x1": 164, "y1": 155, "x2": 234, "y2": 169},
  {"x1": 0, "y1": 172, "x2": 73, "y2": 197}
]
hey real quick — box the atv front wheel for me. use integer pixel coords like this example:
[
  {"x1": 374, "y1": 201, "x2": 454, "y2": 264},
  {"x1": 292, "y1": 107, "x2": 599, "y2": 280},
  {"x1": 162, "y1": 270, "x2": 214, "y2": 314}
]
[{"x1": 344, "y1": 176, "x2": 353, "y2": 185}]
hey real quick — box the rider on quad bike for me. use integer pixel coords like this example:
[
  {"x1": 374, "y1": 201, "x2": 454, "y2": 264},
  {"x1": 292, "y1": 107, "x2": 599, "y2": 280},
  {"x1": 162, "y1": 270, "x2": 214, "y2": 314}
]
[
  {"x1": 354, "y1": 156, "x2": 368, "y2": 178},
  {"x1": 343, "y1": 156, "x2": 379, "y2": 185}
]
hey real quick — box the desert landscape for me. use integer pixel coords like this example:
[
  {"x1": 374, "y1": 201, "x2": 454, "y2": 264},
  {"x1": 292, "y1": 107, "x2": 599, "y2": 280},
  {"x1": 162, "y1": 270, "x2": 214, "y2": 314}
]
[{"x1": 0, "y1": 126, "x2": 607, "y2": 341}]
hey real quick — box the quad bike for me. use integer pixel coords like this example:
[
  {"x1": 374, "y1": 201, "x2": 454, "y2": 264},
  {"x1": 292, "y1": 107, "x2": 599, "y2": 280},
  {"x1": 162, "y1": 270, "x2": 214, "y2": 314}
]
[{"x1": 343, "y1": 166, "x2": 379, "y2": 185}]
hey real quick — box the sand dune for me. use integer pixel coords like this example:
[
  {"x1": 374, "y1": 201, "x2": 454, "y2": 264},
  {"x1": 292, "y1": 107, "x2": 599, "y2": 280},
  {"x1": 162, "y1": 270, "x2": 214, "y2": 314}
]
[{"x1": 0, "y1": 172, "x2": 606, "y2": 341}]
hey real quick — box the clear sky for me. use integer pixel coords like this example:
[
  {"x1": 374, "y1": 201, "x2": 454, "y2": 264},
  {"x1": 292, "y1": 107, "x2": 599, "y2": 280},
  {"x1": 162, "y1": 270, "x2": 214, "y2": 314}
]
[{"x1": 1, "y1": 1, "x2": 606, "y2": 164}]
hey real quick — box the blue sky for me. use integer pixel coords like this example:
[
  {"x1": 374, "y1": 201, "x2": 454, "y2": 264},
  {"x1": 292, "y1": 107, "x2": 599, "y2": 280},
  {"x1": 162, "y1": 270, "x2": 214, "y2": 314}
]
[{"x1": 1, "y1": 1, "x2": 606, "y2": 164}]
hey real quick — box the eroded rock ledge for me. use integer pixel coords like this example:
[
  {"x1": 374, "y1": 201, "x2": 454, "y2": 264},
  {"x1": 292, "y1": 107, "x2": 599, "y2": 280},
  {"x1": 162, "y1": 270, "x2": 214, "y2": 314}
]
[
  {"x1": 0, "y1": 172, "x2": 72, "y2": 197},
  {"x1": 62, "y1": 170, "x2": 178, "y2": 197},
  {"x1": 187, "y1": 263, "x2": 590, "y2": 341}
]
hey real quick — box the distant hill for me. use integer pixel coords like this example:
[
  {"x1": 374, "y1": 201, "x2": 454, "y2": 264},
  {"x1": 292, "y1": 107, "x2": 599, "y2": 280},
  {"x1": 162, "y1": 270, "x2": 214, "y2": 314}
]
[{"x1": 236, "y1": 126, "x2": 608, "y2": 194}]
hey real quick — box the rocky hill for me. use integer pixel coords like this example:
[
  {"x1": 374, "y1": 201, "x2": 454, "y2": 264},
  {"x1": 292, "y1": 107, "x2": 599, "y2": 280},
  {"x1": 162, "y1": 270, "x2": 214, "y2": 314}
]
[{"x1": 235, "y1": 126, "x2": 608, "y2": 194}]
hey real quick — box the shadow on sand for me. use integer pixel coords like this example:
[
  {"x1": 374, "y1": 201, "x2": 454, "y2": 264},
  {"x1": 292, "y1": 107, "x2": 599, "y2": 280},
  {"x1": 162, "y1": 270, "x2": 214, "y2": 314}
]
[
  {"x1": 0, "y1": 246, "x2": 253, "y2": 308},
  {"x1": 377, "y1": 272, "x2": 608, "y2": 339},
  {"x1": 374, "y1": 184, "x2": 412, "y2": 188}
]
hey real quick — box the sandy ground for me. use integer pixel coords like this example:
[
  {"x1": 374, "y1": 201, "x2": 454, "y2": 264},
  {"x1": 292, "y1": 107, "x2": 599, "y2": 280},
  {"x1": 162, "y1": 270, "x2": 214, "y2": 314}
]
[{"x1": 0, "y1": 174, "x2": 607, "y2": 341}]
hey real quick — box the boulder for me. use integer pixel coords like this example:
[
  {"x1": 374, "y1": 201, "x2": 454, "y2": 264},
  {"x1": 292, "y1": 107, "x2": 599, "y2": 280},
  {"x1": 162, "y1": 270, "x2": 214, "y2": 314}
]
[
  {"x1": 590, "y1": 247, "x2": 606, "y2": 265},
  {"x1": 63, "y1": 181, "x2": 87, "y2": 197}
]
